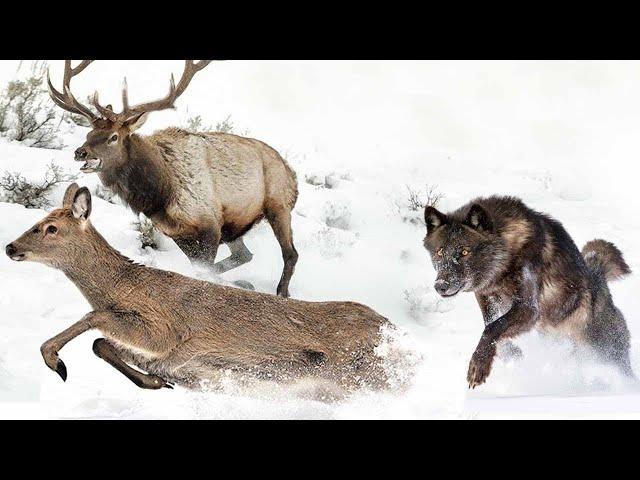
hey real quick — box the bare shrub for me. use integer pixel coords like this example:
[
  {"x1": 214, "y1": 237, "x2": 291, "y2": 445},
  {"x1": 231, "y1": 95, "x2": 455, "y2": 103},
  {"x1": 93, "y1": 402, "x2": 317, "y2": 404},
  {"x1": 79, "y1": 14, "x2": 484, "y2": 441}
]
[
  {"x1": 93, "y1": 183, "x2": 118, "y2": 204},
  {"x1": 0, "y1": 61, "x2": 64, "y2": 149},
  {"x1": 322, "y1": 201, "x2": 352, "y2": 230},
  {"x1": 183, "y1": 114, "x2": 249, "y2": 135},
  {"x1": 0, "y1": 162, "x2": 77, "y2": 209},
  {"x1": 394, "y1": 184, "x2": 444, "y2": 225},
  {"x1": 133, "y1": 215, "x2": 158, "y2": 250}
]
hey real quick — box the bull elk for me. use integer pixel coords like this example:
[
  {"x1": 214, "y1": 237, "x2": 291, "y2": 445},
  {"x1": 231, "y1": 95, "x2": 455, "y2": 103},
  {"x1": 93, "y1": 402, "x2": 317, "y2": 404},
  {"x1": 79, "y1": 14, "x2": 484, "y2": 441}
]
[
  {"x1": 48, "y1": 60, "x2": 299, "y2": 297},
  {"x1": 5, "y1": 184, "x2": 390, "y2": 392}
]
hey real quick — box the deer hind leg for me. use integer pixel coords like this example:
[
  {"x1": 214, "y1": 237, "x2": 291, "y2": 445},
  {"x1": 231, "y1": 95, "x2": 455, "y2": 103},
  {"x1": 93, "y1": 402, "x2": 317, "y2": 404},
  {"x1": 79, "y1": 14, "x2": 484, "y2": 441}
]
[
  {"x1": 92, "y1": 339, "x2": 173, "y2": 390},
  {"x1": 266, "y1": 207, "x2": 298, "y2": 297},
  {"x1": 212, "y1": 237, "x2": 254, "y2": 274}
]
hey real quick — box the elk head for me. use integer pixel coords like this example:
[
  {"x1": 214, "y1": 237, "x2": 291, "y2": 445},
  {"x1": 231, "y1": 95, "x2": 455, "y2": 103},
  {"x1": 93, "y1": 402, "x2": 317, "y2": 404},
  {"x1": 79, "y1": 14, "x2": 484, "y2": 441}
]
[
  {"x1": 5, "y1": 183, "x2": 93, "y2": 269},
  {"x1": 48, "y1": 60, "x2": 212, "y2": 173}
]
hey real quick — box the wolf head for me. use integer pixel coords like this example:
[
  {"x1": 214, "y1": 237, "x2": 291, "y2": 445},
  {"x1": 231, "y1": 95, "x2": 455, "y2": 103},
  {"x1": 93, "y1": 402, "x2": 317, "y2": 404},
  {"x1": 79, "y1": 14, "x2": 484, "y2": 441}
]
[{"x1": 423, "y1": 203, "x2": 509, "y2": 297}]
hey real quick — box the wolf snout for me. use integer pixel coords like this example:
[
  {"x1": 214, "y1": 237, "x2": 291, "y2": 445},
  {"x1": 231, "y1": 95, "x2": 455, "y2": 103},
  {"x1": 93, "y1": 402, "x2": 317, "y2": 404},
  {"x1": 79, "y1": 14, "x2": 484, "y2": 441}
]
[{"x1": 434, "y1": 279, "x2": 459, "y2": 297}]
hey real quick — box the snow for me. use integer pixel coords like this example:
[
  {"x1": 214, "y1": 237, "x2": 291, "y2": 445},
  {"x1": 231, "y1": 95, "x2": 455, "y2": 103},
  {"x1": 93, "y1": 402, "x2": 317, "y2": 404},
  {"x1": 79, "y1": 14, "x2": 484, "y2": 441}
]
[{"x1": 1, "y1": 60, "x2": 640, "y2": 419}]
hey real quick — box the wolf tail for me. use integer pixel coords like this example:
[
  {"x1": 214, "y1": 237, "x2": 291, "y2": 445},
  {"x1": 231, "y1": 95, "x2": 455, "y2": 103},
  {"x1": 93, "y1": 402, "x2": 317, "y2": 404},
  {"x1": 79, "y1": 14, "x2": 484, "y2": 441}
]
[{"x1": 582, "y1": 239, "x2": 631, "y2": 282}]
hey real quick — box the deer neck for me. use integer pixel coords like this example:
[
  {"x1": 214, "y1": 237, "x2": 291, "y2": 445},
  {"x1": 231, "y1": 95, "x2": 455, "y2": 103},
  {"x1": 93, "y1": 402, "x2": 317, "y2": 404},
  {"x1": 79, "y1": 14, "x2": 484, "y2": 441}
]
[
  {"x1": 60, "y1": 224, "x2": 138, "y2": 309},
  {"x1": 99, "y1": 134, "x2": 174, "y2": 218}
]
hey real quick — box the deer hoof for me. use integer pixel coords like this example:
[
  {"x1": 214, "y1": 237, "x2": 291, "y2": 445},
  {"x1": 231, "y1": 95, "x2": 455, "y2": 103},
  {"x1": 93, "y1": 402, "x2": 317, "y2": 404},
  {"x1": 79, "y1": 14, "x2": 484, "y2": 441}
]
[{"x1": 55, "y1": 359, "x2": 67, "y2": 382}]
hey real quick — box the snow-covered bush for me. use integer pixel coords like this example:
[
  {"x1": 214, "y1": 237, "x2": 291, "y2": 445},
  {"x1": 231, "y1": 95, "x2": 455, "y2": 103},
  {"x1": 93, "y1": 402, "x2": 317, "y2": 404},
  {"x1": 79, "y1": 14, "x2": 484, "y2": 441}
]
[
  {"x1": 0, "y1": 61, "x2": 64, "y2": 149},
  {"x1": 133, "y1": 215, "x2": 158, "y2": 250},
  {"x1": 93, "y1": 183, "x2": 118, "y2": 204},
  {"x1": 322, "y1": 200, "x2": 352, "y2": 230},
  {"x1": 0, "y1": 162, "x2": 77, "y2": 209},
  {"x1": 183, "y1": 114, "x2": 249, "y2": 135},
  {"x1": 403, "y1": 285, "x2": 455, "y2": 320},
  {"x1": 305, "y1": 170, "x2": 353, "y2": 188},
  {"x1": 314, "y1": 227, "x2": 358, "y2": 259},
  {"x1": 394, "y1": 184, "x2": 444, "y2": 225}
]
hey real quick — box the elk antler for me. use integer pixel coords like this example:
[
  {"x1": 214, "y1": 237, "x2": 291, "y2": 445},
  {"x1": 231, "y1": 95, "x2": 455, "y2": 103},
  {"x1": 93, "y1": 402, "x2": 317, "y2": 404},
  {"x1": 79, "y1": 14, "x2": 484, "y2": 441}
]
[
  {"x1": 47, "y1": 60, "x2": 98, "y2": 123},
  {"x1": 93, "y1": 60, "x2": 213, "y2": 123}
]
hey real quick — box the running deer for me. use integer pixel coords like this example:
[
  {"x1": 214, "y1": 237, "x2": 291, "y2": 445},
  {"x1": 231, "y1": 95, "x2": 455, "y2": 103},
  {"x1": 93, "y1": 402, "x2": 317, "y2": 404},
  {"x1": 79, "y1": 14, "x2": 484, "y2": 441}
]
[
  {"x1": 48, "y1": 60, "x2": 299, "y2": 297},
  {"x1": 5, "y1": 184, "x2": 389, "y2": 391}
]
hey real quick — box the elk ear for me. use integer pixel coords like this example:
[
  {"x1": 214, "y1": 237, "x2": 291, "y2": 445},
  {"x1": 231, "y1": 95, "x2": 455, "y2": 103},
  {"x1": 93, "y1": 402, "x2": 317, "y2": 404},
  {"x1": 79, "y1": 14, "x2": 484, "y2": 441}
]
[
  {"x1": 62, "y1": 183, "x2": 80, "y2": 208},
  {"x1": 71, "y1": 187, "x2": 92, "y2": 220},
  {"x1": 465, "y1": 204, "x2": 493, "y2": 233},
  {"x1": 424, "y1": 206, "x2": 447, "y2": 235},
  {"x1": 123, "y1": 112, "x2": 149, "y2": 132}
]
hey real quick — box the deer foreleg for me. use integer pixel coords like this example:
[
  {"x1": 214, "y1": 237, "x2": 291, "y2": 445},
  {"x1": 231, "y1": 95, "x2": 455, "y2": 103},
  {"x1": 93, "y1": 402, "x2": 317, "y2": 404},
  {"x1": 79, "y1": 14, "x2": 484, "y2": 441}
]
[{"x1": 40, "y1": 310, "x2": 115, "y2": 382}]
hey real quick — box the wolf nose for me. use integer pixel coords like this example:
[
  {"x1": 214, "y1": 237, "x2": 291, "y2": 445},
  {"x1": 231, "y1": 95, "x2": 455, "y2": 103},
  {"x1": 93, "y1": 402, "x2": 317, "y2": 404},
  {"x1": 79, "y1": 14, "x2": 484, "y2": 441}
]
[
  {"x1": 5, "y1": 244, "x2": 16, "y2": 257},
  {"x1": 434, "y1": 279, "x2": 450, "y2": 295},
  {"x1": 75, "y1": 148, "x2": 87, "y2": 160}
]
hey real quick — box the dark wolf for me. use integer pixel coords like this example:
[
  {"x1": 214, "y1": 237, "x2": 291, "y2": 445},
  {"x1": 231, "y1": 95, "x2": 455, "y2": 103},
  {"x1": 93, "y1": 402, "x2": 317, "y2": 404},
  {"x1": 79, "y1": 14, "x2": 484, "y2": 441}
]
[{"x1": 422, "y1": 195, "x2": 633, "y2": 388}]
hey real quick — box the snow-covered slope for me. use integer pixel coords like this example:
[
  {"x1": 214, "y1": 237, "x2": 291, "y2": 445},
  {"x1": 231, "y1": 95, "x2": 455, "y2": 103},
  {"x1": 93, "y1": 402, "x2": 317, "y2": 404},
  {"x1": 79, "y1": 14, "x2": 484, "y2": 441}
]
[{"x1": 0, "y1": 60, "x2": 639, "y2": 419}]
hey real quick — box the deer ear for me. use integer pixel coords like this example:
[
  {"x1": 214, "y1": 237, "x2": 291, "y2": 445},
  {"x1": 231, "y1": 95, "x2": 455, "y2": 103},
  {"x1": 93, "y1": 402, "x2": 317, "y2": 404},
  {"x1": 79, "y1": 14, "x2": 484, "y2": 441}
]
[
  {"x1": 424, "y1": 206, "x2": 447, "y2": 235},
  {"x1": 62, "y1": 183, "x2": 80, "y2": 208},
  {"x1": 465, "y1": 204, "x2": 493, "y2": 233},
  {"x1": 123, "y1": 112, "x2": 149, "y2": 132},
  {"x1": 72, "y1": 187, "x2": 92, "y2": 220}
]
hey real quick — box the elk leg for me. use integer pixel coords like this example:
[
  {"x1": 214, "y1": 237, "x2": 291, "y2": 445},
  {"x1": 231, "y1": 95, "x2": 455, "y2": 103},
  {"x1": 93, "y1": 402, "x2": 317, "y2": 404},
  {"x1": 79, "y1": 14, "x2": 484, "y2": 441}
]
[
  {"x1": 212, "y1": 237, "x2": 254, "y2": 274},
  {"x1": 40, "y1": 310, "x2": 117, "y2": 382},
  {"x1": 92, "y1": 339, "x2": 173, "y2": 390},
  {"x1": 266, "y1": 208, "x2": 298, "y2": 298},
  {"x1": 174, "y1": 229, "x2": 221, "y2": 268}
]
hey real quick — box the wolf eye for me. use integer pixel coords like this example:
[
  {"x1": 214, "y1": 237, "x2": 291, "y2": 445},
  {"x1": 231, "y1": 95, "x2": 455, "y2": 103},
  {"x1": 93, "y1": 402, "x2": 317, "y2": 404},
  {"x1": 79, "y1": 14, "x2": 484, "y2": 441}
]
[
  {"x1": 437, "y1": 248, "x2": 444, "y2": 257},
  {"x1": 108, "y1": 134, "x2": 118, "y2": 143},
  {"x1": 46, "y1": 225, "x2": 58, "y2": 235},
  {"x1": 461, "y1": 249, "x2": 469, "y2": 256}
]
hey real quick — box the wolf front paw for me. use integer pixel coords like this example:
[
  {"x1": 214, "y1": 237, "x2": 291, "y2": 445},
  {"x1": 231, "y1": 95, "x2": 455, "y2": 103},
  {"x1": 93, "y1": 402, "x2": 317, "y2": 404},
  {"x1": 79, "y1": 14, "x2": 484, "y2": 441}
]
[{"x1": 467, "y1": 345, "x2": 496, "y2": 389}]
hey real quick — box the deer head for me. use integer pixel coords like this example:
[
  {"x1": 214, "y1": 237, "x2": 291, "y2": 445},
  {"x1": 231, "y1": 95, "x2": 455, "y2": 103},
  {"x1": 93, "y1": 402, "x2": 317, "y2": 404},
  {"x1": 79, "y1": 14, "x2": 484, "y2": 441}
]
[
  {"x1": 48, "y1": 60, "x2": 212, "y2": 173},
  {"x1": 5, "y1": 184, "x2": 95, "y2": 268}
]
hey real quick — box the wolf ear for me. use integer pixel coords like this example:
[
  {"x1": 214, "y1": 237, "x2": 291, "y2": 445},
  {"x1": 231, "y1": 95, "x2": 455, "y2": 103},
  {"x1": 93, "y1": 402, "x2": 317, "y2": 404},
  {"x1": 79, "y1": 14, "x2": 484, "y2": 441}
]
[
  {"x1": 424, "y1": 206, "x2": 447, "y2": 235},
  {"x1": 62, "y1": 183, "x2": 80, "y2": 208},
  {"x1": 465, "y1": 204, "x2": 493, "y2": 233},
  {"x1": 71, "y1": 187, "x2": 92, "y2": 220}
]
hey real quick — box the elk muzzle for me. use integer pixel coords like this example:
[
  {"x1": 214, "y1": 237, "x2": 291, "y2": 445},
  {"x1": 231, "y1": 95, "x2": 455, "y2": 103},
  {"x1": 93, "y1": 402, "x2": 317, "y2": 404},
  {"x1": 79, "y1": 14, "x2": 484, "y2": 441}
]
[{"x1": 75, "y1": 147, "x2": 102, "y2": 173}]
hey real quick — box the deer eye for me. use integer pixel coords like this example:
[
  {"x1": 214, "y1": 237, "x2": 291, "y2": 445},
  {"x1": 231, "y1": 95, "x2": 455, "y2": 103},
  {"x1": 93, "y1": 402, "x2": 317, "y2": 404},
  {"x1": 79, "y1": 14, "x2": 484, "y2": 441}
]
[
  {"x1": 108, "y1": 134, "x2": 118, "y2": 143},
  {"x1": 437, "y1": 248, "x2": 444, "y2": 257},
  {"x1": 46, "y1": 225, "x2": 58, "y2": 235}
]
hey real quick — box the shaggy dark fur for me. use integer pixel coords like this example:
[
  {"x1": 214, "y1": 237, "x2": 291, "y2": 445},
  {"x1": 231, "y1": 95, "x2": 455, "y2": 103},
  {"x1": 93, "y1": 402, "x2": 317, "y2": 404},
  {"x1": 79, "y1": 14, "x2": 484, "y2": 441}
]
[{"x1": 423, "y1": 195, "x2": 633, "y2": 388}]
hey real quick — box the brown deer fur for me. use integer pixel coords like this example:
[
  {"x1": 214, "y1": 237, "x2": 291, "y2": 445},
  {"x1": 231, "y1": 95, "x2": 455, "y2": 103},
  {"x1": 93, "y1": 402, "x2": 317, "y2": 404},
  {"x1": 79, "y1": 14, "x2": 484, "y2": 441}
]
[{"x1": 5, "y1": 184, "x2": 389, "y2": 392}]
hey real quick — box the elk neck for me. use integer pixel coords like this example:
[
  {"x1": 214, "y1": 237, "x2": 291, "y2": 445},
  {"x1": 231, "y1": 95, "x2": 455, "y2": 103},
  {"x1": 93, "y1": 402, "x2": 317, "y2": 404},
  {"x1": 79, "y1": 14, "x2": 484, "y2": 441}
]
[{"x1": 99, "y1": 134, "x2": 174, "y2": 218}]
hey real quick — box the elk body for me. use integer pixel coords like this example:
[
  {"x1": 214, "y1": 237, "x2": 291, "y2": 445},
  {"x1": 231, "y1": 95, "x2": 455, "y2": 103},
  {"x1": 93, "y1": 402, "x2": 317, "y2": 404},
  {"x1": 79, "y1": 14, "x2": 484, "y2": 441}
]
[
  {"x1": 5, "y1": 185, "x2": 390, "y2": 392},
  {"x1": 48, "y1": 60, "x2": 299, "y2": 297}
]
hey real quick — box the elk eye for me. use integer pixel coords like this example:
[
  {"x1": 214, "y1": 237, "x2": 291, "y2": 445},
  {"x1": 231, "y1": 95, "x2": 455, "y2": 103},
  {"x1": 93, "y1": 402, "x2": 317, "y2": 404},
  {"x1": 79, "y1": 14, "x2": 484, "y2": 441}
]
[
  {"x1": 108, "y1": 134, "x2": 118, "y2": 143},
  {"x1": 46, "y1": 225, "x2": 58, "y2": 235},
  {"x1": 437, "y1": 248, "x2": 444, "y2": 257},
  {"x1": 462, "y1": 249, "x2": 469, "y2": 256}
]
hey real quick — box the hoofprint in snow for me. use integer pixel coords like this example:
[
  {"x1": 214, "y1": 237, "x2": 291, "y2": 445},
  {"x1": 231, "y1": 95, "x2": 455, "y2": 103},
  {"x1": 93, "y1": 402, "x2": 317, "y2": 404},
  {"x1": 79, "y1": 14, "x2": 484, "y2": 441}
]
[{"x1": 0, "y1": 60, "x2": 639, "y2": 419}]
